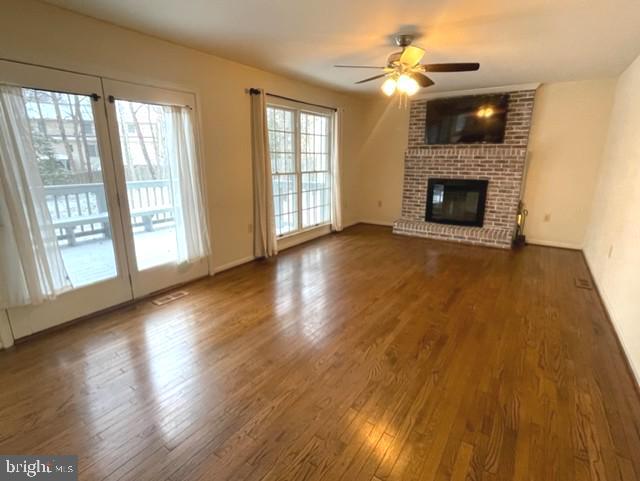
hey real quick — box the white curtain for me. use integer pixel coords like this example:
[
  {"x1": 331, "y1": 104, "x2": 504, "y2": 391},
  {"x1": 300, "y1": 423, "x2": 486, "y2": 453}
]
[
  {"x1": 163, "y1": 105, "x2": 210, "y2": 264},
  {"x1": 250, "y1": 89, "x2": 277, "y2": 258},
  {"x1": 330, "y1": 108, "x2": 343, "y2": 231},
  {"x1": 0, "y1": 85, "x2": 71, "y2": 309}
]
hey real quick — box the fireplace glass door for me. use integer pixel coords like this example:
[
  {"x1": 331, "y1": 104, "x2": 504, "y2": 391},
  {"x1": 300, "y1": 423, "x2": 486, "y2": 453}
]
[{"x1": 425, "y1": 178, "x2": 488, "y2": 227}]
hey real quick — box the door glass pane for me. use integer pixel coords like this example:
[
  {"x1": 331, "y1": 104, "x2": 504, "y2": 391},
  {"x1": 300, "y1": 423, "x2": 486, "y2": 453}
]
[
  {"x1": 22, "y1": 88, "x2": 118, "y2": 287},
  {"x1": 114, "y1": 100, "x2": 177, "y2": 271},
  {"x1": 266, "y1": 106, "x2": 298, "y2": 236},
  {"x1": 300, "y1": 112, "x2": 330, "y2": 228}
]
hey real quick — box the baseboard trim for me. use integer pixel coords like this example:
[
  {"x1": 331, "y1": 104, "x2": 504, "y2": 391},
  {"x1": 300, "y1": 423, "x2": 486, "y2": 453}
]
[
  {"x1": 358, "y1": 219, "x2": 394, "y2": 227},
  {"x1": 581, "y1": 251, "x2": 640, "y2": 395},
  {"x1": 526, "y1": 238, "x2": 583, "y2": 250},
  {"x1": 213, "y1": 255, "x2": 256, "y2": 274},
  {"x1": 342, "y1": 219, "x2": 360, "y2": 229},
  {"x1": 0, "y1": 311, "x2": 14, "y2": 349}
]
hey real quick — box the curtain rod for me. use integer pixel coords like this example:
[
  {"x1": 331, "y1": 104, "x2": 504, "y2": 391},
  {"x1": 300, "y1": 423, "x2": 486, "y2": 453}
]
[
  {"x1": 247, "y1": 88, "x2": 337, "y2": 112},
  {"x1": 107, "y1": 95, "x2": 192, "y2": 110}
]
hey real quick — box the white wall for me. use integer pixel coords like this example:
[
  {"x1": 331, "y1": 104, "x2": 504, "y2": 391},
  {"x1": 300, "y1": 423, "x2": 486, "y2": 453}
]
[
  {"x1": 358, "y1": 98, "x2": 408, "y2": 225},
  {"x1": 523, "y1": 80, "x2": 615, "y2": 249},
  {"x1": 584, "y1": 53, "x2": 640, "y2": 383},
  {"x1": 0, "y1": 0, "x2": 367, "y2": 272}
]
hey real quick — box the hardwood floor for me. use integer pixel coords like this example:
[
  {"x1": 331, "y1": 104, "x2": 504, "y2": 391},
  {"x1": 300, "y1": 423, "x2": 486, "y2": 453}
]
[{"x1": 1, "y1": 224, "x2": 639, "y2": 481}]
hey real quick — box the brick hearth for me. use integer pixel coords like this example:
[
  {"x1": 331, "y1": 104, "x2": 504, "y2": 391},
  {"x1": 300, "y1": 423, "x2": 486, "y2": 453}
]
[{"x1": 393, "y1": 90, "x2": 536, "y2": 248}]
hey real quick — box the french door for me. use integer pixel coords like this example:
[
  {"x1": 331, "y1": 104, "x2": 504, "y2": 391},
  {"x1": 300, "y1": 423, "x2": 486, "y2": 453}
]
[
  {"x1": 103, "y1": 80, "x2": 208, "y2": 298},
  {"x1": 1, "y1": 61, "x2": 209, "y2": 339}
]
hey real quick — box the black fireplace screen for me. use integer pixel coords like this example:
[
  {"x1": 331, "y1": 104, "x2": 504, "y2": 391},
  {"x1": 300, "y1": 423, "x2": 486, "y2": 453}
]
[{"x1": 425, "y1": 179, "x2": 489, "y2": 227}]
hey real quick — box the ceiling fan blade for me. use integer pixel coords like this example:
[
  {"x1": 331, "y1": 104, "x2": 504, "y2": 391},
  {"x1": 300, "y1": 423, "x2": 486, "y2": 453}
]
[
  {"x1": 334, "y1": 65, "x2": 386, "y2": 69},
  {"x1": 423, "y1": 62, "x2": 480, "y2": 72},
  {"x1": 411, "y1": 72, "x2": 435, "y2": 88},
  {"x1": 399, "y1": 46, "x2": 425, "y2": 67},
  {"x1": 355, "y1": 73, "x2": 388, "y2": 84}
]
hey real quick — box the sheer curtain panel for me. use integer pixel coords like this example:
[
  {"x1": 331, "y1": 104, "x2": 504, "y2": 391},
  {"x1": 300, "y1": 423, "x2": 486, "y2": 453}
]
[
  {"x1": 163, "y1": 105, "x2": 210, "y2": 264},
  {"x1": 0, "y1": 85, "x2": 71, "y2": 308}
]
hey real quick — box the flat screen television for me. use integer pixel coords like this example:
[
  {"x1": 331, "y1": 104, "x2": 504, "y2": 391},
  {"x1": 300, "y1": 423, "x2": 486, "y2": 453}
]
[{"x1": 425, "y1": 94, "x2": 508, "y2": 145}]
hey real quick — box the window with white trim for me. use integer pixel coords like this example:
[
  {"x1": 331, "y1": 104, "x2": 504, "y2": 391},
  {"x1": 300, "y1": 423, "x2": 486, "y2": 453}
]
[{"x1": 267, "y1": 104, "x2": 332, "y2": 237}]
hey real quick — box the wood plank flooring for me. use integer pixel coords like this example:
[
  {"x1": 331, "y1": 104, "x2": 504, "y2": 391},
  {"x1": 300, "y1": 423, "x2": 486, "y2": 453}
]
[{"x1": 0, "y1": 224, "x2": 639, "y2": 481}]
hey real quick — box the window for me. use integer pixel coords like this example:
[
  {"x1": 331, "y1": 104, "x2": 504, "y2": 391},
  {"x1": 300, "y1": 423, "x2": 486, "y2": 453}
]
[
  {"x1": 267, "y1": 105, "x2": 332, "y2": 237},
  {"x1": 300, "y1": 112, "x2": 331, "y2": 229}
]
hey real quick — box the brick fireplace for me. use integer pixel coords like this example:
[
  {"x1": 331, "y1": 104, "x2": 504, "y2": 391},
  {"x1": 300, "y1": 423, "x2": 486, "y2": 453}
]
[{"x1": 393, "y1": 89, "x2": 536, "y2": 248}]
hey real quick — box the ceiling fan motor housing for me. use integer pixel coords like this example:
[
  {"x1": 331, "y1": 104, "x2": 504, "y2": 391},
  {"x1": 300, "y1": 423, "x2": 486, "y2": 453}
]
[{"x1": 394, "y1": 34, "x2": 415, "y2": 48}]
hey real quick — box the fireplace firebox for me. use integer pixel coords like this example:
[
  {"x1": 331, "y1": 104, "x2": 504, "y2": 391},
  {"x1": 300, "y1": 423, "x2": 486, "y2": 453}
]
[{"x1": 425, "y1": 178, "x2": 488, "y2": 227}]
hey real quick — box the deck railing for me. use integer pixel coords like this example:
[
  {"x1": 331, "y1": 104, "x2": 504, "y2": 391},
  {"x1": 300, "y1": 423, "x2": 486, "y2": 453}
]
[{"x1": 45, "y1": 180, "x2": 174, "y2": 245}]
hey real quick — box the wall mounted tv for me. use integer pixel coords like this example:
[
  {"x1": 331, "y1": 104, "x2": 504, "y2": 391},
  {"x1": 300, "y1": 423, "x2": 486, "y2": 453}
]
[{"x1": 425, "y1": 94, "x2": 509, "y2": 145}]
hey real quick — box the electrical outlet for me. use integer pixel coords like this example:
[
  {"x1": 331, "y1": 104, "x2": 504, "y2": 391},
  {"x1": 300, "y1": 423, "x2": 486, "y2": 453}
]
[
  {"x1": 608, "y1": 245, "x2": 614, "y2": 259},
  {"x1": 248, "y1": 223, "x2": 253, "y2": 234},
  {"x1": 377, "y1": 200, "x2": 383, "y2": 208},
  {"x1": 543, "y1": 213, "x2": 551, "y2": 222}
]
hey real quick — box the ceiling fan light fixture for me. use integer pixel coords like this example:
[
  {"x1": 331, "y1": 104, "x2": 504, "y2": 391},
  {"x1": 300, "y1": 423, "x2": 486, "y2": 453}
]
[
  {"x1": 397, "y1": 74, "x2": 419, "y2": 96},
  {"x1": 381, "y1": 77, "x2": 397, "y2": 96}
]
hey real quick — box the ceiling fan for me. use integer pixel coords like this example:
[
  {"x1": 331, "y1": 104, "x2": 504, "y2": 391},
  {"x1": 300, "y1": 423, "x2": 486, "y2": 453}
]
[{"x1": 335, "y1": 34, "x2": 480, "y2": 97}]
